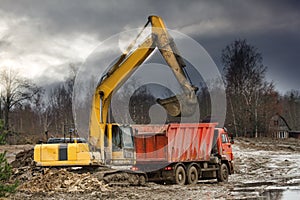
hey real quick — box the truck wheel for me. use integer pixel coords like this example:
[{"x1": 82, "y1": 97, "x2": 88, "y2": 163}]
[
  {"x1": 175, "y1": 166, "x2": 186, "y2": 185},
  {"x1": 217, "y1": 163, "x2": 229, "y2": 182},
  {"x1": 187, "y1": 166, "x2": 198, "y2": 185}
]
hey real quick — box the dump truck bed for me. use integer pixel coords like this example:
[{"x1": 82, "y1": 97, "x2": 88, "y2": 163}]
[{"x1": 133, "y1": 123, "x2": 217, "y2": 164}]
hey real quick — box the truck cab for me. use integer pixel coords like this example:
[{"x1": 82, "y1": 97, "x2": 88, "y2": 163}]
[{"x1": 214, "y1": 128, "x2": 234, "y2": 175}]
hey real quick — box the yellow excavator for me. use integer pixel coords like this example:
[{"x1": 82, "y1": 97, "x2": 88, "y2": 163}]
[{"x1": 34, "y1": 16, "x2": 198, "y2": 168}]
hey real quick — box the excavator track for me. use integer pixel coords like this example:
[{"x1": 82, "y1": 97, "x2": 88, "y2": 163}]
[
  {"x1": 63, "y1": 166, "x2": 147, "y2": 186},
  {"x1": 97, "y1": 170, "x2": 147, "y2": 186}
]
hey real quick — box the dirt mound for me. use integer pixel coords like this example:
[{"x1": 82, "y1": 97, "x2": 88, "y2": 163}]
[
  {"x1": 18, "y1": 168, "x2": 109, "y2": 193},
  {"x1": 11, "y1": 149, "x2": 34, "y2": 168}
]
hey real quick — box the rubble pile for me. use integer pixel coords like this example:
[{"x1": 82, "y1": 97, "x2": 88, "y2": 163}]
[
  {"x1": 11, "y1": 149, "x2": 34, "y2": 168},
  {"x1": 11, "y1": 166, "x2": 42, "y2": 182},
  {"x1": 18, "y1": 168, "x2": 108, "y2": 193},
  {"x1": 9, "y1": 148, "x2": 144, "y2": 194}
]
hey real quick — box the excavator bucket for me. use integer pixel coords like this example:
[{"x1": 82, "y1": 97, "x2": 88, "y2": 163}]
[{"x1": 157, "y1": 94, "x2": 198, "y2": 117}]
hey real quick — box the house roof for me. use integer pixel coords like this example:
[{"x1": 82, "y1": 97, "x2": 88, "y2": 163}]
[
  {"x1": 279, "y1": 115, "x2": 291, "y2": 130},
  {"x1": 270, "y1": 114, "x2": 291, "y2": 130}
]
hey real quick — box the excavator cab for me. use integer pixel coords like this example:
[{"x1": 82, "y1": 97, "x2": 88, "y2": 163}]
[{"x1": 104, "y1": 124, "x2": 135, "y2": 165}]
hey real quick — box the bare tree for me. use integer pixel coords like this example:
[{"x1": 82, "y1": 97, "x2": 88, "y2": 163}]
[
  {"x1": 222, "y1": 39, "x2": 276, "y2": 137},
  {"x1": 40, "y1": 64, "x2": 78, "y2": 134},
  {"x1": 282, "y1": 90, "x2": 300, "y2": 130},
  {"x1": 0, "y1": 67, "x2": 41, "y2": 130}
]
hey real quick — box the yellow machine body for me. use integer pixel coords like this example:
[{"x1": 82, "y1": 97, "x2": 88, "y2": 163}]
[
  {"x1": 33, "y1": 143, "x2": 100, "y2": 167},
  {"x1": 34, "y1": 124, "x2": 135, "y2": 166}
]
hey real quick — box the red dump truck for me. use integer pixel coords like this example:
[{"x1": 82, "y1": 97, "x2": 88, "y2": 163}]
[{"x1": 131, "y1": 123, "x2": 234, "y2": 185}]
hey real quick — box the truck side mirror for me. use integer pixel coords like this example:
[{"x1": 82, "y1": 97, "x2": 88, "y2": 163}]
[{"x1": 230, "y1": 134, "x2": 234, "y2": 144}]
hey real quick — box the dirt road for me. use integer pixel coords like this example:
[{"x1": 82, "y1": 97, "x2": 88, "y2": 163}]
[{"x1": 5, "y1": 138, "x2": 300, "y2": 199}]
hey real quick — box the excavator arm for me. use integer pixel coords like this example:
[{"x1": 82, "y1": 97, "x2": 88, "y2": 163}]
[{"x1": 89, "y1": 16, "x2": 198, "y2": 158}]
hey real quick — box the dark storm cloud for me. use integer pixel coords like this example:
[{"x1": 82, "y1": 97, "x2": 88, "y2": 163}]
[
  {"x1": 3, "y1": 0, "x2": 297, "y2": 37},
  {"x1": 1, "y1": 0, "x2": 159, "y2": 37},
  {"x1": 0, "y1": 0, "x2": 299, "y2": 92}
]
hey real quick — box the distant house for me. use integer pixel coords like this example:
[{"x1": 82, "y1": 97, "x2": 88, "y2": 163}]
[
  {"x1": 269, "y1": 114, "x2": 291, "y2": 138},
  {"x1": 289, "y1": 131, "x2": 300, "y2": 139}
]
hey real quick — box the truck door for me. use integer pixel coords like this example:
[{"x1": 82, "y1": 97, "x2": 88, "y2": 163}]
[{"x1": 221, "y1": 133, "x2": 233, "y2": 161}]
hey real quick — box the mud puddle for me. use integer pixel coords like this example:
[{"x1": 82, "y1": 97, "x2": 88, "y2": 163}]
[{"x1": 262, "y1": 188, "x2": 300, "y2": 200}]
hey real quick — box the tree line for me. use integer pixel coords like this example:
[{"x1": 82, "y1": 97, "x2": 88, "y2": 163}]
[
  {"x1": 221, "y1": 39, "x2": 299, "y2": 137},
  {"x1": 0, "y1": 65, "x2": 76, "y2": 142},
  {"x1": 198, "y1": 39, "x2": 299, "y2": 137},
  {"x1": 0, "y1": 39, "x2": 299, "y2": 143}
]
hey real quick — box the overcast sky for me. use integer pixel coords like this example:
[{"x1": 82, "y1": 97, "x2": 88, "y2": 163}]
[{"x1": 0, "y1": 0, "x2": 299, "y2": 93}]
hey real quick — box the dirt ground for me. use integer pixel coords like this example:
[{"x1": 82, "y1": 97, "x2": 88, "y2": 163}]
[{"x1": 2, "y1": 137, "x2": 300, "y2": 200}]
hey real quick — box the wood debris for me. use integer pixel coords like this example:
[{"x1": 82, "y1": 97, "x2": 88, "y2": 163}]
[{"x1": 18, "y1": 168, "x2": 108, "y2": 193}]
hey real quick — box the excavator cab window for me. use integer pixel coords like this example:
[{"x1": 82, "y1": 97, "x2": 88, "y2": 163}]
[
  {"x1": 112, "y1": 126, "x2": 122, "y2": 151},
  {"x1": 120, "y1": 126, "x2": 134, "y2": 148},
  {"x1": 112, "y1": 126, "x2": 134, "y2": 151}
]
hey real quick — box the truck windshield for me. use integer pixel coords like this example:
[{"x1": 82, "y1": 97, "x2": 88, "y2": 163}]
[
  {"x1": 120, "y1": 127, "x2": 134, "y2": 148},
  {"x1": 221, "y1": 134, "x2": 229, "y2": 143}
]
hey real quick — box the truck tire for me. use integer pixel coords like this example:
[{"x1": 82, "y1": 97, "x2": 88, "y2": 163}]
[
  {"x1": 139, "y1": 174, "x2": 146, "y2": 186},
  {"x1": 217, "y1": 163, "x2": 229, "y2": 182},
  {"x1": 175, "y1": 165, "x2": 186, "y2": 185},
  {"x1": 187, "y1": 165, "x2": 198, "y2": 185}
]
